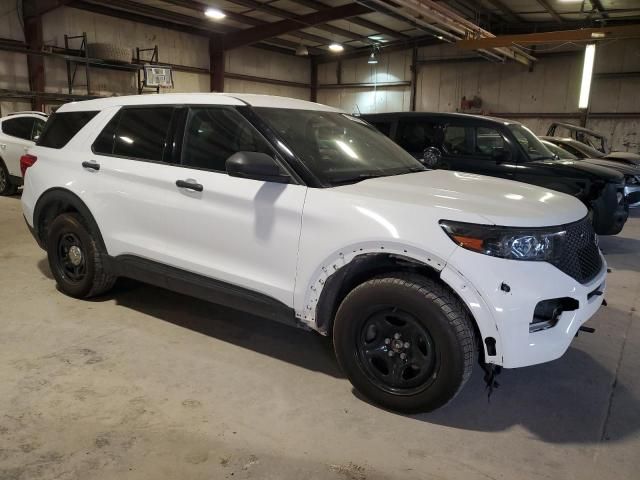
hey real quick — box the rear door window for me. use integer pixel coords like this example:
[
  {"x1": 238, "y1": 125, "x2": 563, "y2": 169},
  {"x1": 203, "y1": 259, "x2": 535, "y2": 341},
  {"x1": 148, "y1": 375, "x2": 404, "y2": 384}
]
[
  {"x1": 396, "y1": 119, "x2": 443, "y2": 154},
  {"x1": 443, "y1": 125, "x2": 505, "y2": 158},
  {"x1": 93, "y1": 107, "x2": 175, "y2": 162},
  {"x1": 37, "y1": 111, "x2": 99, "y2": 148},
  {"x1": 2, "y1": 117, "x2": 35, "y2": 140}
]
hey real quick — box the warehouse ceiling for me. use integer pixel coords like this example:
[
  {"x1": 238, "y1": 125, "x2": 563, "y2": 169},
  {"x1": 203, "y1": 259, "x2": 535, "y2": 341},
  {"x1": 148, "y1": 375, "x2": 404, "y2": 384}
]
[{"x1": 49, "y1": 0, "x2": 640, "y2": 59}]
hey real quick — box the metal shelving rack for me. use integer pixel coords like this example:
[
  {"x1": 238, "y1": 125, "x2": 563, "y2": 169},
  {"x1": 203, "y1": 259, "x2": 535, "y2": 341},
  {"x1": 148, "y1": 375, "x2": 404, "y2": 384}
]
[{"x1": 63, "y1": 32, "x2": 158, "y2": 96}]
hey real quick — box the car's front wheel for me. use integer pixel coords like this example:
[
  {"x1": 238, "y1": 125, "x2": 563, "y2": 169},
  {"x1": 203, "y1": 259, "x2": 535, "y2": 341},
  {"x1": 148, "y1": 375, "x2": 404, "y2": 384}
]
[
  {"x1": 46, "y1": 213, "x2": 116, "y2": 298},
  {"x1": 333, "y1": 274, "x2": 475, "y2": 413}
]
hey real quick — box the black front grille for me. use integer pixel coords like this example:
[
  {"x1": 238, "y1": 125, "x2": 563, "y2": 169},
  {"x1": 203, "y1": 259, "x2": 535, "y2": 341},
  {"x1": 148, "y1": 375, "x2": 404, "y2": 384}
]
[{"x1": 550, "y1": 217, "x2": 603, "y2": 284}]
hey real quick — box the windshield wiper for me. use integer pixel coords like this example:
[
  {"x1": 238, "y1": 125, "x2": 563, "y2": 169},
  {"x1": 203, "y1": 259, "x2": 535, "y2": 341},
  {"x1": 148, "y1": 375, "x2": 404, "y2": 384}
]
[{"x1": 329, "y1": 173, "x2": 383, "y2": 185}]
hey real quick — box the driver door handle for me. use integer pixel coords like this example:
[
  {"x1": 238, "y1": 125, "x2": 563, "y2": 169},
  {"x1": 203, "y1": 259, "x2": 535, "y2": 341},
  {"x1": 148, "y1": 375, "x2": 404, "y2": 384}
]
[
  {"x1": 82, "y1": 161, "x2": 100, "y2": 171},
  {"x1": 176, "y1": 179, "x2": 203, "y2": 192}
]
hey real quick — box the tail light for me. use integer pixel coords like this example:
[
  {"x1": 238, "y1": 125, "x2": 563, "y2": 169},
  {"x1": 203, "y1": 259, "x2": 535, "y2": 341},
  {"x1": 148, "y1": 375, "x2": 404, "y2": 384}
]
[{"x1": 20, "y1": 154, "x2": 37, "y2": 177}]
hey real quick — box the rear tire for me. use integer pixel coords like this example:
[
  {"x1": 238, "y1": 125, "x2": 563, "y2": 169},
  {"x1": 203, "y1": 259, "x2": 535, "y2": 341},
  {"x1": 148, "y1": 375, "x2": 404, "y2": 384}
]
[
  {"x1": 333, "y1": 274, "x2": 475, "y2": 413},
  {"x1": 0, "y1": 160, "x2": 18, "y2": 196},
  {"x1": 46, "y1": 213, "x2": 116, "y2": 298}
]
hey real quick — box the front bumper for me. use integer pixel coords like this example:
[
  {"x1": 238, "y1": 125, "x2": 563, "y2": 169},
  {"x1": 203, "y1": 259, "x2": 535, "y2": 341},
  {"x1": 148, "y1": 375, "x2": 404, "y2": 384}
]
[{"x1": 441, "y1": 246, "x2": 606, "y2": 369}]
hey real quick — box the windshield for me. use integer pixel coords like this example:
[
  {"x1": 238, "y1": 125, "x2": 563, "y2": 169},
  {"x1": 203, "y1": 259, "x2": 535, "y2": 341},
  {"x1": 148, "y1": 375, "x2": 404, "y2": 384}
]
[
  {"x1": 572, "y1": 141, "x2": 605, "y2": 159},
  {"x1": 541, "y1": 140, "x2": 578, "y2": 160},
  {"x1": 254, "y1": 108, "x2": 425, "y2": 185},
  {"x1": 507, "y1": 124, "x2": 554, "y2": 161}
]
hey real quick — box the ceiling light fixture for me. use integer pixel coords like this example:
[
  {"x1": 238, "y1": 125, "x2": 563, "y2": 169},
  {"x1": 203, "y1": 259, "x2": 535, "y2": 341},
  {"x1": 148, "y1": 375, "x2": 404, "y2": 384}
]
[
  {"x1": 579, "y1": 43, "x2": 596, "y2": 109},
  {"x1": 205, "y1": 8, "x2": 226, "y2": 19},
  {"x1": 296, "y1": 43, "x2": 309, "y2": 56},
  {"x1": 329, "y1": 43, "x2": 344, "y2": 52},
  {"x1": 368, "y1": 45, "x2": 380, "y2": 64}
]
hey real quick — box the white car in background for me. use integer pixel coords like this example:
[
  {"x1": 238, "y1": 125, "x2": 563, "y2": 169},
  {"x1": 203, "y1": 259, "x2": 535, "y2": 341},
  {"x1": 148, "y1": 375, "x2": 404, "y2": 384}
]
[
  {"x1": 21, "y1": 94, "x2": 606, "y2": 412},
  {"x1": 0, "y1": 111, "x2": 48, "y2": 195}
]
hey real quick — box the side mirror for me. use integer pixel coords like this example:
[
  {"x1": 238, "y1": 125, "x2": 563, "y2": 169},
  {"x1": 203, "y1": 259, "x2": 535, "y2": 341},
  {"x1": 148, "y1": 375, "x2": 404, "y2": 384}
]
[
  {"x1": 226, "y1": 151, "x2": 291, "y2": 184},
  {"x1": 492, "y1": 147, "x2": 512, "y2": 164}
]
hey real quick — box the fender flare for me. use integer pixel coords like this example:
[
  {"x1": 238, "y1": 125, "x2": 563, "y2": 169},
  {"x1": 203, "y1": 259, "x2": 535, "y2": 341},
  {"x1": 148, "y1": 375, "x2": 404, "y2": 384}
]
[
  {"x1": 32, "y1": 187, "x2": 107, "y2": 251},
  {"x1": 297, "y1": 241, "x2": 448, "y2": 332}
]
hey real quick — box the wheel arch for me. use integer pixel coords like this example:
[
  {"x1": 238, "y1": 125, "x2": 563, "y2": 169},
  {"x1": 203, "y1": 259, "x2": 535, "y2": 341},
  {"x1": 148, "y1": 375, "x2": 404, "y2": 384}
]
[
  {"x1": 32, "y1": 187, "x2": 106, "y2": 252},
  {"x1": 307, "y1": 248, "x2": 452, "y2": 332}
]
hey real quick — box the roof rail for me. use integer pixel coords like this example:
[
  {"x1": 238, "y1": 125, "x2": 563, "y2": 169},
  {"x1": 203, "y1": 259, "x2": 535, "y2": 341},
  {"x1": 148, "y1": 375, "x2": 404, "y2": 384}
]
[{"x1": 6, "y1": 111, "x2": 48, "y2": 117}]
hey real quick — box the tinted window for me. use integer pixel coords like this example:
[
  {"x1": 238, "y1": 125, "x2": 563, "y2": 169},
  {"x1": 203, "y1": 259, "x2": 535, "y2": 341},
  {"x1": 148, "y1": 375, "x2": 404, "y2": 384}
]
[
  {"x1": 2, "y1": 117, "x2": 35, "y2": 140},
  {"x1": 37, "y1": 111, "x2": 99, "y2": 148},
  {"x1": 442, "y1": 125, "x2": 506, "y2": 158},
  {"x1": 92, "y1": 113, "x2": 119, "y2": 155},
  {"x1": 443, "y1": 125, "x2": 472, "y2": 155},
  {"x1": 181, "y1": 108, "x2": 273, "y2": 172},
  {"x1": 32, "y1": 118, "x2": 46, "y2": 140},
  {"x1": 543, "y1": 141, "x2": 577, "y2": 160},
  {"x1": 370, "y1": 121, "x2": 392, "y2": 137},
  {"x1": 397, "y1": 120, "x2": 443, "y2": 153},
  {"x1": 111, "y1": 107, "x2": 174, "y2": 161},
  {"x1": 507, "y1": 124, "x2": 553, "y2": 161}
]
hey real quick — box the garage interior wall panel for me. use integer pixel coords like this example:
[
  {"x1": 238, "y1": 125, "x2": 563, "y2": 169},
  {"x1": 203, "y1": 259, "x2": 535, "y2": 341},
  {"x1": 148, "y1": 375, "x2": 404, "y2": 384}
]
[
  {"x1": 0, "y1": 0, "x2": 30, "y2": 114},
  {"x1": 224, "y1": 78, "x2": 309, "y2": 100},
  {"x1": 317, "y1": 50, "x2": 412, "y2": 114},
  {"x1": 225, "y1": 46, "x2": 310, "y2": 87},
  {"x1": 40, "y1": 7, "x2": 210, "y2": 97}
]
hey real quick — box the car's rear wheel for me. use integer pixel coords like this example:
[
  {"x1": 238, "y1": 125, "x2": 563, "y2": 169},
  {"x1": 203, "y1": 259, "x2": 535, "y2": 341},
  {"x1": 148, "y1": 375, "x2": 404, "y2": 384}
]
[
  {"x1": 333, "y1": 274, "x2": 475, "y2": 413},
  {"x1": 46, "y1": 213, "x2": 116, "y2": 298},
  {"x1": 0, "y1": 160, "x2": 18, "y2": 196}
]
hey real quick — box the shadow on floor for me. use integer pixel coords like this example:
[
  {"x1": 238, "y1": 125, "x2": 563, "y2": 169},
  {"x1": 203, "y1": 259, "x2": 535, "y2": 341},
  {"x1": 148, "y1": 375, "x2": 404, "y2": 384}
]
[
  {"x1": 109, "y1": 278, "x2": 342, "y2": 379},
  {"x1": 396, "y1": 343, "x2": 639, "y2": 444}
]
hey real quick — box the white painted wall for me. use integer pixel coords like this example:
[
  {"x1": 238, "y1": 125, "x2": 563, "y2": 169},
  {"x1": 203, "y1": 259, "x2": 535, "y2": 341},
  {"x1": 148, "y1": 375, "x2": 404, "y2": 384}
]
[
  {"x1": 318, "y1": 40, "x2": 640, "y2": 152},
  {"x1": 0, "y1": 0, "x2": 31, "y2": 114},
  {"x1": 0, "y1": 3, "x2": 310, "y2": 112},
  {"x1": 317, "y1": 49, "x2": 412, "y2": 113}
]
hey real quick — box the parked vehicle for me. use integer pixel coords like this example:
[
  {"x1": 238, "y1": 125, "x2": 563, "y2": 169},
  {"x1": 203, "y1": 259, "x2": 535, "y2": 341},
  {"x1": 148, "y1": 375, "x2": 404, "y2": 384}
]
[
  {"x1": 541, "y1": 136, "x2": 640, "y2": 166},
  {"x1": 546, "y1": 122, "x2": 611, "y2": 154},
  {"x1": 22, "y1": 94, "x2": 606, "y2": 413},
  {"x1": 541, "y1": 138, "x2": 640, "y2": 208},
  {"x1": 362, "y1": 112, "x2": 628, "y2": 235},
  {"x1": 0, "y1": 111, "x2": 48, "y2": 195}
]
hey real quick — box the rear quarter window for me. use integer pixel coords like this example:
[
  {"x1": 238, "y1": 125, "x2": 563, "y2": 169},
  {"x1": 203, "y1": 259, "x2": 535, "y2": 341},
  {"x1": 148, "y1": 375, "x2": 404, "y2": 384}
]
[
  {"x1": 1, "y1": 117, "x2": 35, "y2": 140},
  {"x1": 37, "y1": 111, "x2": 99, "y2": 149}
]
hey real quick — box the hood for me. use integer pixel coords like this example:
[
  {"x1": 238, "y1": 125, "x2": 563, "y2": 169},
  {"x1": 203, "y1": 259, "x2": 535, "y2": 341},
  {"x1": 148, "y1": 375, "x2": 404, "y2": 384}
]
[
  {"x1": 604, "y1": 151, "x2": 640, "y2": 165},
  {"x1": 581, "y1": 158, "x2": 640, "y2": 177},
  {"x1": 534, "y1": 159, "x2": 624, "y2": 182},
  {"x1": 335, "y1": 170, "x2": 587, "y2": 227}
]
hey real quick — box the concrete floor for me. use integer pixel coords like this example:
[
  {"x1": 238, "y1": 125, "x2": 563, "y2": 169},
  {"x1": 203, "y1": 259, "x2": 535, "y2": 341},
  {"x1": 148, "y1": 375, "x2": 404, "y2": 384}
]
[{"x1": 0, "y1": 194, "x2": 638, "y2": 480}]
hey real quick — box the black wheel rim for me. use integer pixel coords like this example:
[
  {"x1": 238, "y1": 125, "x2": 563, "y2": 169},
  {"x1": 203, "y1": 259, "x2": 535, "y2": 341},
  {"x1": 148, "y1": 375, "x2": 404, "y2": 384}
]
[
  {"x1": 355, "y1": 307, "x2": 438, "y2": 395},
  {"x1": 55, "y1": 232, "x2": 87, "y2": 283}
]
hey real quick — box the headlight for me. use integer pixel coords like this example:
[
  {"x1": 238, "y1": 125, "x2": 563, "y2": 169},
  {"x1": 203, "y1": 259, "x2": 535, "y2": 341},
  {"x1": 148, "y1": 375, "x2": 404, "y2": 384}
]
[{"x1": 439, "y1": 220, "x2": 567, "y2": 261}]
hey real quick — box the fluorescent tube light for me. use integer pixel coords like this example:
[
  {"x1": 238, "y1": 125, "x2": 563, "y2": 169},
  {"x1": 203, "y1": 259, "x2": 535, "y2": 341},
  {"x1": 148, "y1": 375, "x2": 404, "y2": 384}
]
[{"x1": 578, "y1": 44, "x2": 596, "y2": 109}]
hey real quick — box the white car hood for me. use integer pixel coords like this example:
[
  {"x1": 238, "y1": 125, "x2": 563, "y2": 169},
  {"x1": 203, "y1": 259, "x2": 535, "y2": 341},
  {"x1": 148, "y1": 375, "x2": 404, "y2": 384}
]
[{"x1": 335, "y1": 170, "x2": 587, "y2": 227}]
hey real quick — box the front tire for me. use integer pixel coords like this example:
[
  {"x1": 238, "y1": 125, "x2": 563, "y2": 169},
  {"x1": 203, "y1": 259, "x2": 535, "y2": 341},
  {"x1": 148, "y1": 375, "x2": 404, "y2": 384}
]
[
  {"x1": 46, "y1": 213, "x2": 116, "y2": 298},
  {"x1": 333, "y1": 274, "x2": 475, "y2": 413}
]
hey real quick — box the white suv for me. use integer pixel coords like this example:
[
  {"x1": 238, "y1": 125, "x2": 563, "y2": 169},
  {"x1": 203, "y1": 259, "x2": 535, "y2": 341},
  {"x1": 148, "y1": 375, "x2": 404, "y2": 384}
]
[
  {"x1": 21, "y1": 94, "x2": 606, "y2": 412},
  {"x1": 0, "y1": 111, "x2": 48, "y2": 195}
]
